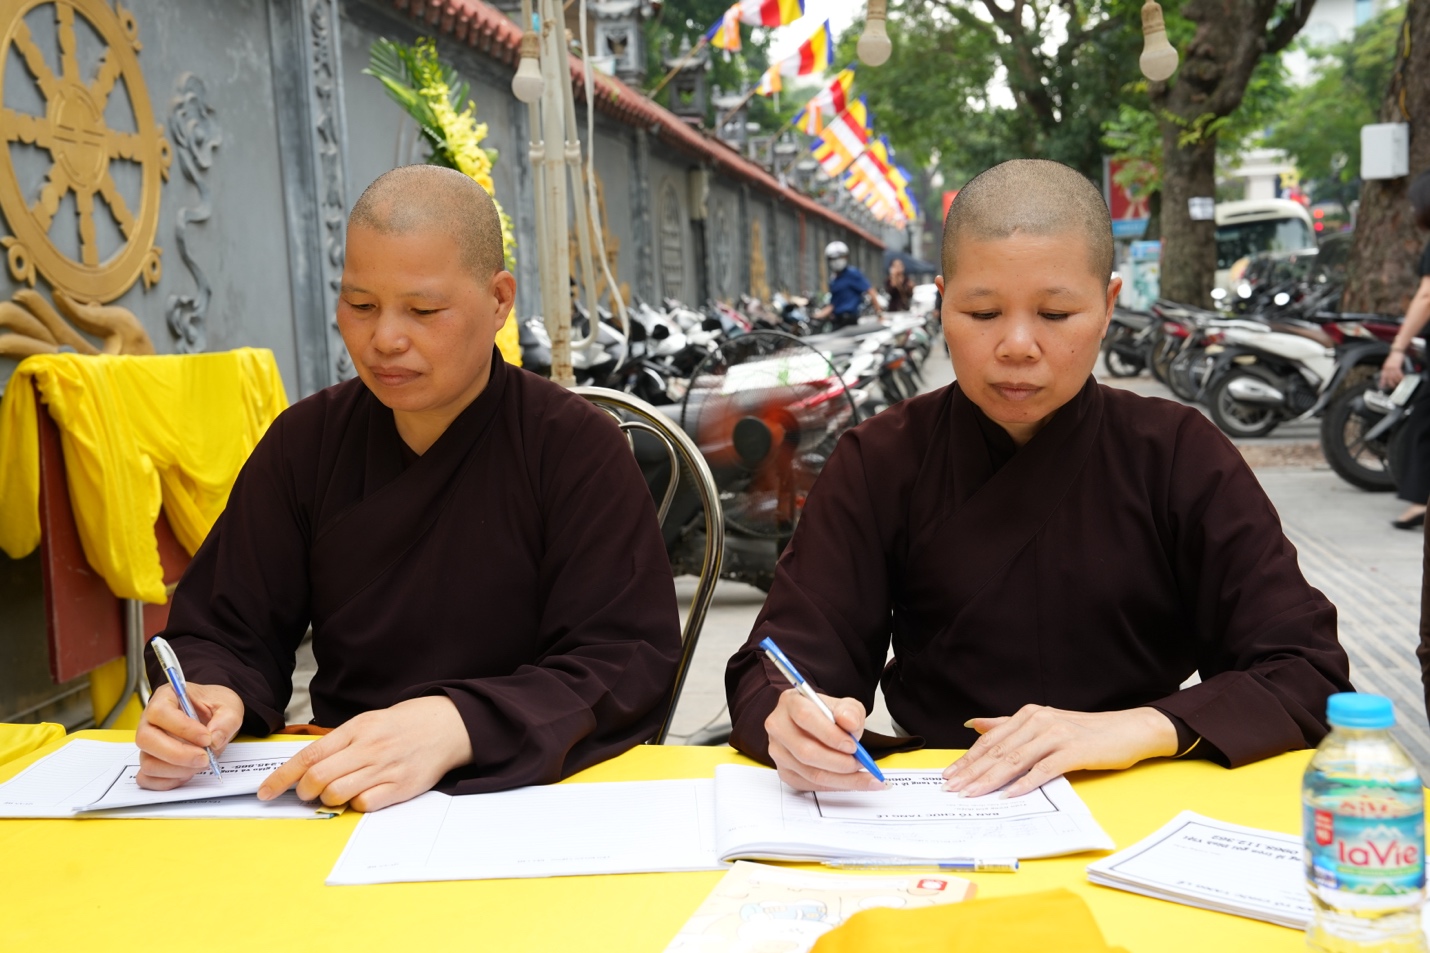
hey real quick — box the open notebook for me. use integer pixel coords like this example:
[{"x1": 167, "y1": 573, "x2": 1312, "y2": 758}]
[{"x1": 327, "y1": 765, "x2": 1114, "y2": 884}]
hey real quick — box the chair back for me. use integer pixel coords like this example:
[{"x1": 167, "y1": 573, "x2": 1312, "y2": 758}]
[
  {"x1": 573, "y1": 387, "x2": 724, "y2": 745},
  {"x1": 33, "y1": 383, "x2": 189, "y2": 724}
]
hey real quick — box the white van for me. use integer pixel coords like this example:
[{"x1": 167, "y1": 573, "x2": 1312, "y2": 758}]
[{"x1": 1215, "y1": 199, "x2": 1316, "y2": 293}]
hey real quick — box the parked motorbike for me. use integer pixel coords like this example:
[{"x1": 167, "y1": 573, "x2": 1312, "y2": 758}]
[
  {"x1": 1102, "y1": 306, "x2": 1155, "y2": 378},
  {"x1": 1320, "y1": 339, "x2": 1425, "y2": 492}
]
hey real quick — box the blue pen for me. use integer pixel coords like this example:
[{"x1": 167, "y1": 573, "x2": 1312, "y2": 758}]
[
  {"x1": 150, "y1": 636, "x2": 222, "y2": 778},
  {"x1": 760, "y1": 637, "x2": 885, "y2": 784}
]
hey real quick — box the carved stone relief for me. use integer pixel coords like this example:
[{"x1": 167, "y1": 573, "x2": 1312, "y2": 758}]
[
  {"x1": 658, "y1": 178, "x2": 683, "y2": 302},
  {"x1": 164, "y1": 73, "x2": 220, "y2": 353},
  {"x1": 711, "y1": 198, "x2": 735, "y2": 302},
  {"x1": 306, "y1": 0, "x2": 351, "y2": 381},
  {"x1": 0, "y1": 0, "x2": 168, "y2": 358},
  {"x1": 776, "y1": 214, "x2": 798, "y2": 295}
]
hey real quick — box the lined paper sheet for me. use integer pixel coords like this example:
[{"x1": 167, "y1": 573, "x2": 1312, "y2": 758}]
[
  {"x1": 327, "y1": 778, "x2": 722, "y2": 885},
  {"x1": 0, "y1": 739, "x2": 320, "y2": 817}
]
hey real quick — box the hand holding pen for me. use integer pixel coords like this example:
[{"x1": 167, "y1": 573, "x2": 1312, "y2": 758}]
[
  {"x1": 760, "y1": 637, "x2": 886, "y2": 792},
  {"x1": 134, "y1": 640, "x2": 246, "y2": 791}
]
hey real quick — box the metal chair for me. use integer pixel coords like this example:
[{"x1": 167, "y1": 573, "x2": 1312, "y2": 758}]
[{"x1": 573, "y1": 387, "x2": 724, "y2": 745}]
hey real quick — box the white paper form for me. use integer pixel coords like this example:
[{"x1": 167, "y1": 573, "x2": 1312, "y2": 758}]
[
  {"x1": 1085, "y1": 811, "x2": 1314, "y2": 929},
  {"x1": 326, "y1": 778, "x2": 723, "y2": 885},
  {"x1": 0, "y1": 739, "x2": 319, "y2": 818},
  {"x1": 713, "y1": 767, "x2": 1115, "y2": 862}
]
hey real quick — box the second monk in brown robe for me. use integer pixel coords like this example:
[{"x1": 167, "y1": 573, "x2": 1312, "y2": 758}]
[{"x1": 727, "y1": 160, "x2": 1351, "y2": 799}]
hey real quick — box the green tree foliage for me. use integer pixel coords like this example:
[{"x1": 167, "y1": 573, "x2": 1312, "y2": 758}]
[
  {"x1": 1102, "y1": 51, "x2": 1290, "y2": 213},
  {"x1": 836, "y1": 0, "x2": 1146, "y2": 186},
  {"x1": 1264, "y1": 6, "x2": 1404, "y2": 206}
]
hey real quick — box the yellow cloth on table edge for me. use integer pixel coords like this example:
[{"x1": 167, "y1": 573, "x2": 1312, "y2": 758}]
[
  {"x1": 811, "y1": 888, "x2": 1130, "y2": 953},
  {"x1": 0, "y1": 723, "x2": 64, "y2": 768},
  {"x1": 0, "y1": 349, "x2": 289, "y2": 603}
]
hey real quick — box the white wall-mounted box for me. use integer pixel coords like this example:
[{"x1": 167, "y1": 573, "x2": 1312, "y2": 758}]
[{"x1": 1362, "y1": 123, "x2": 1410, "y2": 180}]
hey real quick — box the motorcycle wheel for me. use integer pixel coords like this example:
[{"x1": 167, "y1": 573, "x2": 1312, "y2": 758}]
[
  {"x1": 1166, "y1": 347, "x2": 1208, "y2": 402},
  {"x1": 1149, "y1": 335, "x2": 1177, "y2": 386},
  {"x1": 1207, "y1": 368, "x2": 1282, "y2": 439},
  {"x1": 1102, "y1": 338, "x2": 1144, "y2": 378},
  {"x1": 1319, "y1": 381, "x2": 1397, "y2": 492}
]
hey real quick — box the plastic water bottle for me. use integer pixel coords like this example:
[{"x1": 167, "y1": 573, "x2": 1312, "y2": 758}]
[{"x1": 1304, "y1": 692, "x2": 1426, "y2": 952}]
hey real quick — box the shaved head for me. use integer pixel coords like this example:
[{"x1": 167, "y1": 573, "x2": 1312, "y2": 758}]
[
  {"x1": 348, "y1": 165, "x2": 505, "y2": 279},
  {"x1": 941, "y1": 159, "x2": 1113, "y2": 285}
]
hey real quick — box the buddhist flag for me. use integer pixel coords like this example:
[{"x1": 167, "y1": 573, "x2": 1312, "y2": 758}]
[
  {"x1": 811, "y1": 98, "x2": 869, "y2": 177},
  {"x1": 794, "y1": 67, "x2": 855, "y2": 135},
  {"x1": 790, "y1": 20, "x2": 834, "y2": 75},
  {"x1": 755, "y1": 64, "x2": 782, "y2": 95},
  {"x1": 706, "y1": 0, "x2": 804, "y2": 50}
]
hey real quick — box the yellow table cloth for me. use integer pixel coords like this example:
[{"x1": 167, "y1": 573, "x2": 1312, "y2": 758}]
[
  {"x1": 0, "y1": 735, "x2": 1313, "y2": 953},
  {"x1": 0, "y1": 349, "x2": 288, "y2": 603}
]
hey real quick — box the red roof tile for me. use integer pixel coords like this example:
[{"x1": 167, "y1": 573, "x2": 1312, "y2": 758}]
[{"x1": 390, "y1": 0, "x2": 884, "y2": 248}]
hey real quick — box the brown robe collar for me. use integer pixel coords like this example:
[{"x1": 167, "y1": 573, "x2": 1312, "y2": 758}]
[
  {"x1": 906, "y1": 375, "x2": 1104, "y2": 615},
  {"x1": 309, "y1": 351, "x2": 510, "y2": 622}
]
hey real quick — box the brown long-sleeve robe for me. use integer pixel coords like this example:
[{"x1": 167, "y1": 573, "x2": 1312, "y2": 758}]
[
  {"x1": 727, "y1": 377, "x2": 1353, "y2": 769},
  {"x1": 146, "y1": 353, "x2": 681, "y2": 794}
]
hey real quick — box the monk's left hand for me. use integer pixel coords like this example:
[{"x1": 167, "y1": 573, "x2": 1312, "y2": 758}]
[
  {"x1": 941, "y1": 705, "x2": 1178, "y2": 799},
  {"x1": 256, "y1": 696, "x2": 473, "y2": 812}
]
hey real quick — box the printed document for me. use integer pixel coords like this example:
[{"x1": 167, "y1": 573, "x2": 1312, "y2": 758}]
[
  {"x1": 0, "y1": 739, "x2": 338, "y2": 818},
  {"x1": 664, "y1": 861, "x2": 975, "y2": 952},
  {"x1": 1085, "y1": 811, "x2": 1313, "y2": 929},
  {"x1": 328, "y1": 766, "x2": 1113, "y2": 885}
]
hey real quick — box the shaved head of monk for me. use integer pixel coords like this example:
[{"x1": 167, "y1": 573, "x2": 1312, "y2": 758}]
[
  {"x1": 338, "y1": 165, "x2": 517, "y2": 455},
  {"x1": 935, "y1": 159, "x2": 1121, "y2": 448}
]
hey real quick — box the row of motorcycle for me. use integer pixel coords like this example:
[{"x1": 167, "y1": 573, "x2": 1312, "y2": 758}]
[
  {"x1": 519, "y1": 293, "x2": 941, "y2": 591},
  {"x1": 1103, "y1": 286, "x2": 1419, "y2": 493}
]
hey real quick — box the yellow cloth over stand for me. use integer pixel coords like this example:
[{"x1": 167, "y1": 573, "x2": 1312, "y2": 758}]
[
  {"x1": 811, "y1": 889, "x2": 1130, "y2": 953},
  {"x1": 0, "y1": 722, "x2": 64, "y2": 768},
  {"x1": 0, "y1": 349, "x2": 289, "y2": 603}
]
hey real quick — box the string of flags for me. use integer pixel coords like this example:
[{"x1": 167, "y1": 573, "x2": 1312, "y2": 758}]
[{"x1": 696, "y1": 4, "x2": 917, "y2": 227}]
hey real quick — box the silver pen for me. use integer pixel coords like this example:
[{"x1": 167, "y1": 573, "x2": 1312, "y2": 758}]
[
  {"x1": 150, "y1": 637, "x2": 222, "y2": 778},
  {"x1": 822, "y1": 857, "x2": 1020, "y2": 872}
]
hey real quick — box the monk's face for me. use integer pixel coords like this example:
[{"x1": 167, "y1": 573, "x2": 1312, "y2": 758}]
[
  {"x1": 936, "y1": 231, "x2": 1119, "y2": 445},
  {"x1": 337, "y1": 224, "x2": 515, "y2": 423}
]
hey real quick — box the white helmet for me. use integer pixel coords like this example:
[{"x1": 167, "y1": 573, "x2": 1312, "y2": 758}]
[{"x1": 824, "y1": 241, "x2": 850, "y2": 259}]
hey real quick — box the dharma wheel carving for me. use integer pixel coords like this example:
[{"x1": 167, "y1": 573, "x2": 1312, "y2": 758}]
[{"x1": 0, "y1": 0, "x2": 171, "y2": 303}]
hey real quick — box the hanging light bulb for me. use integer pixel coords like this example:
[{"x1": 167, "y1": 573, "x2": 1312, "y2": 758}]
[
  {"x1": 512, "y1": 30, "x2": 545, "y2": 103},
  {"x1": 1138, "y1": 0, "x2": 1178, "y2": 82},
  {"x1": 857, "y1": 0, "x2": 892, "y2": 66}
]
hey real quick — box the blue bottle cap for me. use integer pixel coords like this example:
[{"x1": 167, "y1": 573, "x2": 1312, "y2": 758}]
[{"x1": 1326, "y1": 692, "x2": 1395, "y2": 729}]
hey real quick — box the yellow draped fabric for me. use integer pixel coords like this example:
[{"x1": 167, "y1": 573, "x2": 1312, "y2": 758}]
[
  {"x1": 0, "y1": 722, "x2": 64, "y2": 768},
  {"x1": 812, "y1": 889, "x2": 1129, "y2": 953},
  {"x1": 496, "y1": 312, "x2": 522, "y2": 367},
  {"x1": 0, "y1": 349, "x2": 289, "y2": 604}
]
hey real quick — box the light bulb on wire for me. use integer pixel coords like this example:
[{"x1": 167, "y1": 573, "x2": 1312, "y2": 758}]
[
  {"x1": 1138, "y1": 0, "x2": 1178, "y2": 82},
  {"x1": 512, "y1": 31, "x2": 545, "y2": 103},
  {"x1": 858, "y1": 0, "x2": 892, "y2": 66}
]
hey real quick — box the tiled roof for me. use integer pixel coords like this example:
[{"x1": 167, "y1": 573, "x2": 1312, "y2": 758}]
[{"x1": 389, "y1": 0, "x2": 885, "y2": 248}]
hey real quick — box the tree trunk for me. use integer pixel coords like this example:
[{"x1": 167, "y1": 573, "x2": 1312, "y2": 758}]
[
  {"x1": 1343, "y1": 0, "x2": 1430, "y2": 315},
  {"x1": 1158, "y1": 128, "x2": 1219, "y2": 306}
]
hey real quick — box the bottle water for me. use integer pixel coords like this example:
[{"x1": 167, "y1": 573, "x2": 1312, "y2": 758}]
[{"x1": 1304, "y1": 692, "x2": 1426, "y2": 952}]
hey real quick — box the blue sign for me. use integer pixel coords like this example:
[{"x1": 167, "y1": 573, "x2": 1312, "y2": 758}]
[
  {"x1": 1112, "y1": 218, "x2": 1150, "y2": 239},
  {"x1": 1128, "y1": 240, "x2": 1162, "y2": 262}
]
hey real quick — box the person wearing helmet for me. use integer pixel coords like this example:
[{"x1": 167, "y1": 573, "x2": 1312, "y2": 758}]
[{"x1": 815, "y1": 241, "x2": 881, "y2": 329}]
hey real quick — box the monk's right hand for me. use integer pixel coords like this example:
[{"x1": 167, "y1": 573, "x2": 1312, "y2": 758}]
[
  {"x1": 1381, "y1": 351, "x2": 1406, "y2": 390},
  {"x1": 765, "y1": 688, "x2": 884, "y2": 792},
  {"x1": 135, "y1": 683, "x2": 244, "y2": 790}
]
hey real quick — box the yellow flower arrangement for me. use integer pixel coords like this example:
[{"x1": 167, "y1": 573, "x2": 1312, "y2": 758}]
[{"x1": 366, "y1": 38, "x2": 520, "y2": 361}]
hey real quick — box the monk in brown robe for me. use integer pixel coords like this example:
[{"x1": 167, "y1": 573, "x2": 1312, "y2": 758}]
[
  {"x1": 135, "y1": 166, "x2": 680, "y2": 810},
  {"x1": 726, "y1": 159, "x2": 1352, "y2": 799}
]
